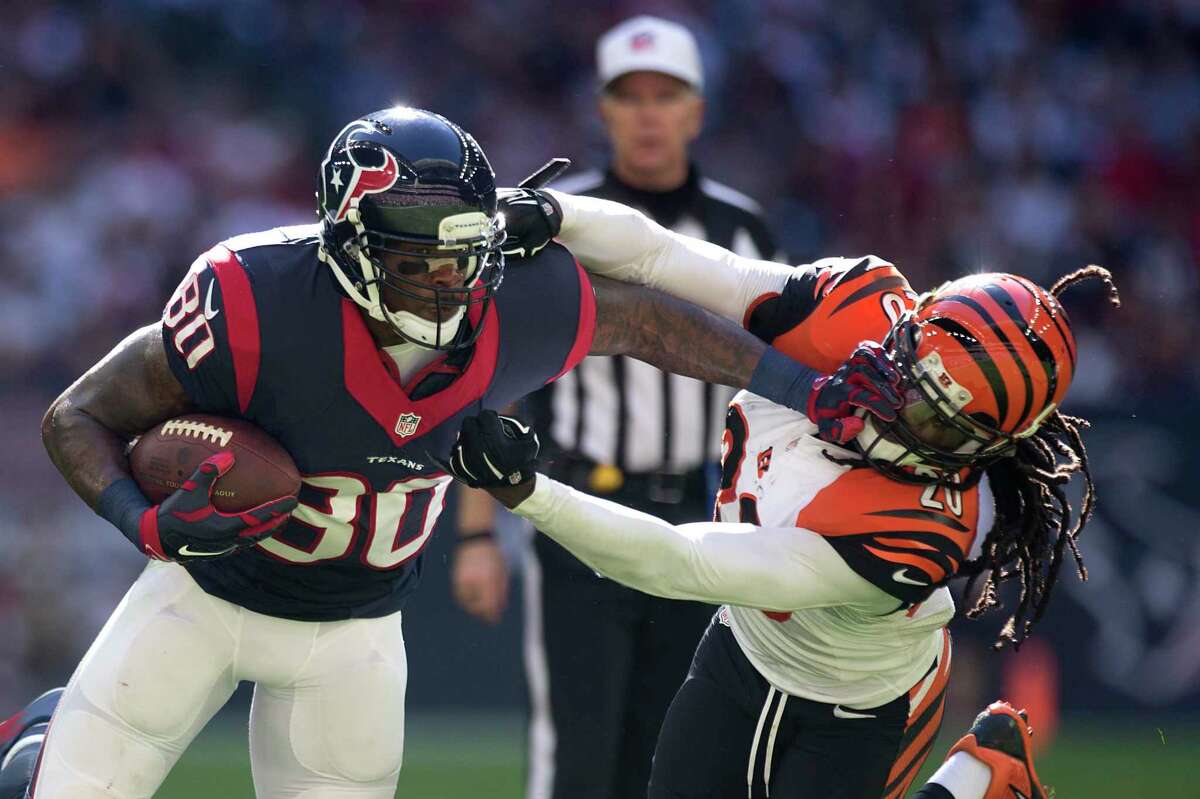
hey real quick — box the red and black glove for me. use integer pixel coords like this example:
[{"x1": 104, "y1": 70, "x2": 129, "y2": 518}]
[
  {"x1": 807, "y1": 342, "x2": 904, "y2": 445},
  {"x1": 137, "y1": 451, "x2": 297, "y2": 561}
]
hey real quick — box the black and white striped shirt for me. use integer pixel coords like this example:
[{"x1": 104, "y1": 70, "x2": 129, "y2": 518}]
[{"x1": 528, "y1": 166, "x2": 777, "y2": 474}]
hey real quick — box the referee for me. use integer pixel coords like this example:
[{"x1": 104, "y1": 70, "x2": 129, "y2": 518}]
[{"x1": 522, "y1": 16, "x2": 775, "y2": 799}]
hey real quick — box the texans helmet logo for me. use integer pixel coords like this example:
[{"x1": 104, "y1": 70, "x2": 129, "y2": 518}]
[{"x1": 320, "y1": 120, "x2": 404, "y2": 224}]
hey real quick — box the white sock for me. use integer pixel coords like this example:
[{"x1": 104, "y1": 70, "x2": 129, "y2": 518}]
[
  {"x1": 928, "y1": 751, "x2": 993, "y2": 799},
  {"x1": 0, "y1": 732, "x2": 44, "y2": 771}
]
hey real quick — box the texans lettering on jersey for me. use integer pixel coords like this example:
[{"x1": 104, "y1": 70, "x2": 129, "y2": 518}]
[{"x1": 160, "y1": 225, "x2": 594, "y2": 620}]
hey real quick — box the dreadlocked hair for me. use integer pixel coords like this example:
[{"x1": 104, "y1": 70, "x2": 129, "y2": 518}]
[{"x1": 957, "y1": 265, "x2": 1120, "y2": 650}]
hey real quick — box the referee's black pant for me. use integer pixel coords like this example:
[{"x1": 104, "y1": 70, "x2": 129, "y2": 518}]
[{"x1": 524, "y1": 470, "x2": 715, "y2": 799}]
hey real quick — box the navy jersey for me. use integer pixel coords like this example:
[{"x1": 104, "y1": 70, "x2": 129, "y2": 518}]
[{"x1": 160, "y1": 225, "x2": 594, "y2": 620}]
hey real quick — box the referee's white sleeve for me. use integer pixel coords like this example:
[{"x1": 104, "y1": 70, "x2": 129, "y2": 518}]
[
  {"x1": 548, "y1": 190, "x2": 800, "y2": 325},
  {"x1": 512, "y1": 474, "x2": 889, "y2": 612}
]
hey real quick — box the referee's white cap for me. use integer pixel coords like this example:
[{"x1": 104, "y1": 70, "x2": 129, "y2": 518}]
[{"x1": 596, "y1": 16, "x2": 703, "y2": 91}]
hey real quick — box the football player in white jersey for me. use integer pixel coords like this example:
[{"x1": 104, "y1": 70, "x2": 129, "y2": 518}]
[{"x1": 449, "y1": 189, "x2": 1121, "y2": 799}]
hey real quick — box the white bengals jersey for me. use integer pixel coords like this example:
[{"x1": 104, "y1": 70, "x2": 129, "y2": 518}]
[{"x1": 717, "y1": 391, "x2": 993, "y2": 708}]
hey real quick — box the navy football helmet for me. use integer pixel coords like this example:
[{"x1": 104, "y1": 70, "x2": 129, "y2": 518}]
[{"x1": 317, "y1": 107, "x2": 505, "y2": 349}]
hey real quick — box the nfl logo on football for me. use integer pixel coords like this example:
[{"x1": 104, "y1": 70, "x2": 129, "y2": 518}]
[{"x1": 394, "y1": 412, "x2": 421, "y2": 437}]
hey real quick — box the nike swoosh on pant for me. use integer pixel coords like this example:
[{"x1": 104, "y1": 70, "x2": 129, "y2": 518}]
[{"x1": 832, "y1": 705, "x2": 877, "y2": 719}]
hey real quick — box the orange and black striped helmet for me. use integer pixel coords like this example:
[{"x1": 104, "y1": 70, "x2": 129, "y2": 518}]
[{"x1": 858, "y1": 272, "x2": 1077, "y2": 476}]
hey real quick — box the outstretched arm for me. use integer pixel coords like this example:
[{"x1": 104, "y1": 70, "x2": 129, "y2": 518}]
[
  {"x1": 487, "y1": 474, "x2": 885, "y2": 612},
  {"x1": 549, "y1": 190, "x2": 796, "y2": 326},
  {"x1": 588, "y1": 274, "x2": 780, "y2": 389}
]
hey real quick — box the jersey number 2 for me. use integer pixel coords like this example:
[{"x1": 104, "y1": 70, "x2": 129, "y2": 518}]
[{"x1": 716, "y1": 405, "x2": 760, "y2": 524}]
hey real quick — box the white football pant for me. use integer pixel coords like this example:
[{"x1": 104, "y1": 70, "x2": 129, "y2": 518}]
[{"x1": 30, "y1": 560, "x2": 408, "y2": 798}]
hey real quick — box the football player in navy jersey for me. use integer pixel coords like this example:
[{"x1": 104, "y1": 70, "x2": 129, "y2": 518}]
[{"x1": 5, "y1": 107, "x2": 902, "y2": 799}]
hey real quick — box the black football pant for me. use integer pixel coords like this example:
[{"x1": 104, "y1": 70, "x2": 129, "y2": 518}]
[
  {"x1": 649, "y1": 616, "x2": 949, "y2": 798},
  {"x1": 527, "y1": 533, "x2": 714, "y2": 799}
]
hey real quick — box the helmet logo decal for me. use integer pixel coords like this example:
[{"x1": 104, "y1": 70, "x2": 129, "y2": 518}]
[
  {"x1": 320, "y1": 120, "x2": 403, "y2": 224},
  {"x1": 336, "y1": 147, "x2": 399, "y2": 223}
]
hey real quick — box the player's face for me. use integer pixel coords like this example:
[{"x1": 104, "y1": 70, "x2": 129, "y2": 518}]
[
  {"x1": 600, "y1": 72, "x2": 703, "y2": 181},
  {"x1": 881, "y1": 383, "x2": 997, "y2": 461},
  {"x1": 376, "y1": 247, "x2": 470, "y2": 322}
]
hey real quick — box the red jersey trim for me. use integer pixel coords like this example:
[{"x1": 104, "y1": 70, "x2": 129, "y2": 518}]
[
  {"x1": 547, "y1": 259, "x2": 596, "y2": 384},
  {"x1": 207, "y1": 246, "x2": 262, "y2": 414},
  {"x1": 341, "y1": 300, "x2": 499, "y2": 446}
]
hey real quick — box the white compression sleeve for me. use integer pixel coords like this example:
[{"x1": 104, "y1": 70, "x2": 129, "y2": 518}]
[
  {"x1": 548, "y1": 190, "x2": 800, "y2": 325},
  {"x1": 512, "y1": 474, "x2": 888, "y2": 612}
]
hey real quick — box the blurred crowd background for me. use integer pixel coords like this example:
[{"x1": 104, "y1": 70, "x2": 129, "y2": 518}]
[{"x1": 2, "y1": 0, "x2": 1198, "y2": 756}]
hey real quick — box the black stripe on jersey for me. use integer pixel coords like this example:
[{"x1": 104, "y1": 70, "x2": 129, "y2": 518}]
[
  {"x1": 865, "y1": 537, "x2": 960, "y2": 576},
  {"x1": 831, "y1": 275, "x2": 908, "y2": 315},
  {"x1": 869, "y1": 530, "x2": 966, "y2": 558},
  {"x1": 937, "y1": 294, "x2": 1033, "y2": 431},
  {"x1": 822, "y1": 534, "x2": 947, "y2": 604},
  {"x1": 981, "y1": 283, "x2": 1058, "y2": 412},
  {"x1": 927, "y1": 317, "x2": 1009, "y2": 428},
  {"x1": 613, "y1": 355, "x2": 629, "y2": 467},
  {"x1": 661, "y1": 365, "x2": 674, "y2": 469},
  {"x1": 865, "y1": 509, "x2": 970, "y2": 533},
  {"x1": 573, "y1": 360, "x2": 586, "y2": 447},
  {"x1": 702, "y1": 383, "x2": 716, "y2": 462}
]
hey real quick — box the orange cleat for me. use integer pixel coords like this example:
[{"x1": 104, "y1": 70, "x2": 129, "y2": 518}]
[{"x1": 946, "y1": 701, "x2": 1047, "y2": 799}]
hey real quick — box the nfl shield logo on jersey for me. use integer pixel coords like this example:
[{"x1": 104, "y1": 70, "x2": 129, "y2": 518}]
[{"x1": 394, "y1": 412, "x2": 421, "y2": 437}]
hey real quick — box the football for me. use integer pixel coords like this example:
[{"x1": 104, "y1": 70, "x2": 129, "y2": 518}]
[{"x1": 129, "y1": 414, "x2": 301, "y2": 512}]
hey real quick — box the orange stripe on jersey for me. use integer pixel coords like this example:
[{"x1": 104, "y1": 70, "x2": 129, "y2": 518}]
[
  {"x1": 799, "y1": 470, "x2": 978, "y2": 600},
  {"x1": 795, "y1": 469, "x2": 978, "y2": 555}
]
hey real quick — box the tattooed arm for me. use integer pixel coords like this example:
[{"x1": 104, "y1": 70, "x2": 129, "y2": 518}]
[
  {"x1": 42, "y1": 323, "x2": 193, "y2": 508},
  {"x1": 589, "y1": 275, "x2": 771, "y2": 389}
]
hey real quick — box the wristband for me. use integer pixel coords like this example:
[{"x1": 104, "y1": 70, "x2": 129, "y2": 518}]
[
  {"x1": 96, "y1": 478, "x2": 153, "y2": 550},
  {"x1": 747, "y1": 347, "x2": 823, "y2": 413},
  {"x1": 457, "y1": 530, "x2": 495, "y2": 546}
]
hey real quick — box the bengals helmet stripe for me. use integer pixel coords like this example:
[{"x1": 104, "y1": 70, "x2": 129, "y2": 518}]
[
  {"x1": 858, "y1": 271, "x2": 1080, "y2": 480},
  {"x1": 925, "y1": 315, "x2": 1011, "y2": 427},
  {"x1": 936, "y1": 293, "x2": 1036, "y2": 432},
  {"x1": 981, "y1": 282, "x2": 1060, "y2": 425}
]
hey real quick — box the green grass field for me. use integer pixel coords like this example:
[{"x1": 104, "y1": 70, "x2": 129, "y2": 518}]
[{"x1": 156, "y1": 712, "x2": 1195, "y2": 798}]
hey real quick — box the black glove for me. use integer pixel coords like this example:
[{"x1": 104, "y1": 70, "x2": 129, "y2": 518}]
[
  {"x1": 443, "y1": 411, "x2": 540, "y2": 488},
  {"x1": 497, "y1": 187, "x2": 563, "y2": 259},
  {"x1": 807, "y1": 342, "x2": 904, "y2": 445},
  {"x1": 137, "y1": 451, "x2": 297, "y2": 561}
]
